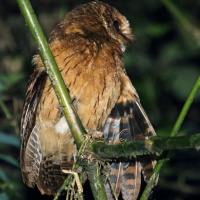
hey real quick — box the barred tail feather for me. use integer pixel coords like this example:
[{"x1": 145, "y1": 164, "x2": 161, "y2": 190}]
[
  {"x1": 111, "y1": 162, "x2": 123, "y2": 197},
  {"x1": 121, "y1": 161, "x2": 141, "y2": 200}
]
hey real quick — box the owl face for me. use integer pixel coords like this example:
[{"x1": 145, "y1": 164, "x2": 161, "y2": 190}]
[
  {"x1": 58, "y1": 1, "x2": 134, "y2": 53},
  {"x1": 98, "y1": 1, "x2": 134, "y2": 51}
]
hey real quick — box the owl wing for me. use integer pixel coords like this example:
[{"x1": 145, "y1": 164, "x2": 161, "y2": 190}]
[
  {"x1": 20, "y1": 68, "x2": 75, "y2": 195},
  {"x1": 103, "y1": 80, "x2": 157, "y2": 200},
  {"x1": 20, "y1": 69, "x2": 47, "y2": 187}
]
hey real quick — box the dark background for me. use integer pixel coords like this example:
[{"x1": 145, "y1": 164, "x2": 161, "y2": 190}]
[{"x1": 0, "y1": 0, "x2": 200, "y2": 199}]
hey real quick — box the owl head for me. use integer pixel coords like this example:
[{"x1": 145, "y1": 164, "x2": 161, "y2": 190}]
[{"x1": 50, "y1": 1, "x2": 134, "y2": 53}]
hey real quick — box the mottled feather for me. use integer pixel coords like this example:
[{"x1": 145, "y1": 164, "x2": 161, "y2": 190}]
[{"x1": 20, "y1": 70, "x2": 47, "y2": 187}]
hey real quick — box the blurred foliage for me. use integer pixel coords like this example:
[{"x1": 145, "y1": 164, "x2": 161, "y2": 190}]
[{"x1": 0, "y1": 0, "x2": 200, "y2": 199}]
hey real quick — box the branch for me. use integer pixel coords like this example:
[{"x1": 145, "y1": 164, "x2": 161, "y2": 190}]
[
  {"x1": 140, "y1": 75, "x2": 200, "y2": 200},
  {"x1": 84, "y1": 160, "x2": 108, "y2": 200},
  {"x1": 17, "y1": 0, "x2": 107, "y2": 199},
  {"x1": 92, "y1": 133, "x2": 200, "y2": 159}
]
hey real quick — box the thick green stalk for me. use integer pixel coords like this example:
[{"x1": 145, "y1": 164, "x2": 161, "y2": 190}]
[
  {"x1": 86, "y1": 162, "x2": 108, "y2": 200},
  {"x1": 17, "y1": 0, "x2": 85, "y2": 148},
  {"x1": 93, "y1": 133, "x2": 200, "y2": 159},
  {"x1": 140, "y1": 75, "x2": 200, "y2": 200}
]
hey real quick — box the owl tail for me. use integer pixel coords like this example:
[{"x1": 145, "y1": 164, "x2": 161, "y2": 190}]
[
  {"x1": 104, "y1": 161, "x2": 141, "y2": 200},
  {"x1": 102, "y1": 100, "x2": 157, "y2": 199}
]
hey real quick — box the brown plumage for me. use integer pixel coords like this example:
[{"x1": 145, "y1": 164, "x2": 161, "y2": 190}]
[{"x1": 20, "y1": 1, "x2": 157, "y2": 199}]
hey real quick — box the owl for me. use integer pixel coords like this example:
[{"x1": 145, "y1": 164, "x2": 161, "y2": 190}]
[{"x1": 20, "y1": 1, "x2": 157, "y2": 199}]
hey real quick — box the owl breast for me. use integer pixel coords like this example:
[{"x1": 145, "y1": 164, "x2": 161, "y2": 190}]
[{"x1": 48, "y1": 35, "x2": 124, "y2": 131}]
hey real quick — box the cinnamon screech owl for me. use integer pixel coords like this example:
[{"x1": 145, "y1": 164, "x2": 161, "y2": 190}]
[{"x1": 20, "y1": 1, "x2": 157, "y2": 199}]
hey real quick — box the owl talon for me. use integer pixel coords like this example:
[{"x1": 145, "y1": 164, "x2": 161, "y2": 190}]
[{"x1": 88, "y1": 130, "x2": 104, "y2": 140}]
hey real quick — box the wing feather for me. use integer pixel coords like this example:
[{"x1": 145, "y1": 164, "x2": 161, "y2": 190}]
[
  {"x1": 121, "y1": 161, "x2": 141, "y2": 200},
  {"x1": 20, "y1": 70, "x2": 47, "y2": 187},
  {"x1": 103, "y1": 95, "x2": 157, "y2": 199}
]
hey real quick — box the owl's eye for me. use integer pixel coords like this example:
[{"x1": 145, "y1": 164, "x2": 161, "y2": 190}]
[{"x1": 114, "y1": 20, "x2": 120, "y2": 32}]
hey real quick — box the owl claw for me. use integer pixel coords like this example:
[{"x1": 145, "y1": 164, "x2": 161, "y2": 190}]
[{"x1": 88, "y1": 130, "x2": 104, "y2": 140}]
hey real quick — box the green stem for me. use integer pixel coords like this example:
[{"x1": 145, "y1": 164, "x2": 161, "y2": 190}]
[
  {"x1": 86, "y1": 162, "x2": 107, "y2": 200},
  {"x1": 92, "y1": 133, "x2": 200, "y2": 159},
  {"x1": 17, "y1": 0, "x2": 85, "y2": 149},
  {"x1": 140, "y1": 75, "x2": 200, "y2": 200},
  {"x1": 170, "y1": 76, "x2": 200, "y2": 137}
]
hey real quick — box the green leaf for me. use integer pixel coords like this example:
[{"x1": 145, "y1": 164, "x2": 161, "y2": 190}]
[
  {"x1": 0, "y1": 154, "x2": 20, "y2": 168},
  {"x1": 0, "y1": 167, "x2": 9, "y2": 182},
  {"x1": 0, "y1": 132, "x2": 20, "y2": 148},
  {"x1": 0, "y1": 73, "x2": 25, "y2": 93}
]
